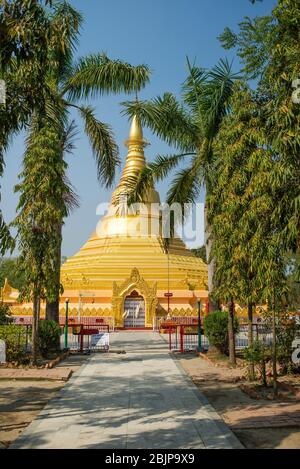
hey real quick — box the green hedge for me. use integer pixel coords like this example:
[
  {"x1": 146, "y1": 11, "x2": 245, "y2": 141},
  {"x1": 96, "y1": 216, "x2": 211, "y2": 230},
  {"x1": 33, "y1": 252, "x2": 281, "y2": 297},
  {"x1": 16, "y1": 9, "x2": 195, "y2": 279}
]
[
  {"x1": 0, "y1": 324, "x2": 28, "y2": 361},
  {"x1": 39, "y1": 320, "x2": 62, "y2": 357},
  {"x1": 203, "y1": 310, "x2": 239, "y2": 354}
]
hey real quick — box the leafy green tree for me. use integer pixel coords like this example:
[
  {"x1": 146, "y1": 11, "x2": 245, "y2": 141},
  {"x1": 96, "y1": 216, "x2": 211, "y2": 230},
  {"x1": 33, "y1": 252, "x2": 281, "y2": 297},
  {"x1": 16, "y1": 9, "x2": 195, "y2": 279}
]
[
  {"x1": 217, "y1": 0, "x2": 300, "y2": 394},
  {"x1": 219, "y1": 0, "x2": 300, "y2": 259},
  {"x1": 209, "y1": 80, "x2": 293, "y2": 388},
  {"x1": 11, "y1": 2, "x2": 150, "y2": 361},
  {"x1": 0, "y1": 1, "x2": 82, "y2": 253},
  {"x1": 208, "y1": 82, "x2": 269, "y2": 373},
  {"x1": 191, "y1": 245, "x2": 207, "y2": 264},
  {"x1": 14, "y1": 123, "x2": 71, "y2": 362},
  {"x1": 286, "y1": 250, "x2": 300, "y2": 310},
  {"x1": 0, "y1": 257, "x2": 25, "y2": 290}
]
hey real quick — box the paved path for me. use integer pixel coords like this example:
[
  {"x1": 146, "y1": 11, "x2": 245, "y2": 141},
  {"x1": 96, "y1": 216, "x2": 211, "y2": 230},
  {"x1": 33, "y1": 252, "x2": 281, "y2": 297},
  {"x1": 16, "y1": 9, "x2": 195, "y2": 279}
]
[{"x1": 11, "y1": 332, "x2": 242, "y2": 449}]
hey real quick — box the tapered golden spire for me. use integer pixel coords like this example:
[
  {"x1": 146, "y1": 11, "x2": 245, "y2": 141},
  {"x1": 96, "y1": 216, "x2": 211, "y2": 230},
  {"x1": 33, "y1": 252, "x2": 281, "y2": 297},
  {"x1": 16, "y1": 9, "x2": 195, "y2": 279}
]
[
  {"x1": 112, "y1": 115, "x2": 148, "y2": 201},
  {"x1": 127, "y1": 114, "x2": 144, "y2": 142}
]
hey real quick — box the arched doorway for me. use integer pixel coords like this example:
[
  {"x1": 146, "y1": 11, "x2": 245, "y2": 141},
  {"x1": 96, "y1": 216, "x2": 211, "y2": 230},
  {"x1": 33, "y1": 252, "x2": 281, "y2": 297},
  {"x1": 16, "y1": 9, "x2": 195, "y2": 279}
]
[{"x1": 123, "y1": 290, "x2": 145, "y2": 329}]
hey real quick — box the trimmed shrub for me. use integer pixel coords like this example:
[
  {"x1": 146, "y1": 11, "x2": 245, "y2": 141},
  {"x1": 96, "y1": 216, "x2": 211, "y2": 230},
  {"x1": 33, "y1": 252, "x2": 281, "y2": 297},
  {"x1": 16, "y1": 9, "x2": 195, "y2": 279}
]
[
  {"x1": 39, "y1": 320, "x2": 62, "y2": 357},
  {"x1": 0, "y1": 324, "x2": 28, "y2": 361},
  {"x1": 203, "y1": 310, "x2": 239, "y2": 354}
]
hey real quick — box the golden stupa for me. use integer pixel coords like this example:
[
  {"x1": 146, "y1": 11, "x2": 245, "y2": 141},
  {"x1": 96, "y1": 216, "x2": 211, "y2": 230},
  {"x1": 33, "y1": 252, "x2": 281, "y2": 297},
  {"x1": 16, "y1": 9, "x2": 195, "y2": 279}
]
[
  {"x1": 7, "y1": 117, "x2": 208, "y2": 327},
  {"x1": 58, "y1": 116, "x2": 208, "y2": 327}
]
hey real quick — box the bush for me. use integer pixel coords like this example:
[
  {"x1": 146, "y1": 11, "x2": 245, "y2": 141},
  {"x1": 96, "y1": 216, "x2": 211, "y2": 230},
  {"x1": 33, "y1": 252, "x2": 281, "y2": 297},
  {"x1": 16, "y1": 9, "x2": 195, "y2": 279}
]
[
  {"x1": 0, "y1": 324, "x2": 28, "y2": 361},
  {"x1": 262, "y1": 309, "x2": 299, "y2": 374},
  {"x1": 38, "y1": 320, "x2": 61, "y2": 357},
  {"x1": 276, "y1": 317, "x2": 298, "y2": 373},
  {"x1": 0, "y1": 302, "x2": 12, "y2": 325},
  {"x1": 203, "y1": 310, "x2": 239, "y2": 354},
  {"x1": 244, "y1": 340, "x2": 271, "y2": 385}
]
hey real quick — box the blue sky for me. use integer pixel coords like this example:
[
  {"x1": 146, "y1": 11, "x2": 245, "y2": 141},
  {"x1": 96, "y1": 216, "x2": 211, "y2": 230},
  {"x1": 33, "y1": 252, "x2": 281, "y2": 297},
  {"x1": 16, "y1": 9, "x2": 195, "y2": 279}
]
[{"x1": 2, "y1": 0, "x2": 276, "y2": 258}]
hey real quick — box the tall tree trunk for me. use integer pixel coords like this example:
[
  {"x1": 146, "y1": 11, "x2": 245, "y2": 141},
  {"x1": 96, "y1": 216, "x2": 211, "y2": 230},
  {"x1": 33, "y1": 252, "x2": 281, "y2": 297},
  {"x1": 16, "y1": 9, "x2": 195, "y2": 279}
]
[
  {"x1": 247, "y1": 301, "x2": 255, "y2": 380},
  {"x1": 32, "y1": 291, "x2": 41, "y2": 365},
  {"x1": 228, "y1": 298, "x2": 236, "y2": 365},
  {"x1": 261, "y1": 358, "x2": 267, "y2": 387},
  {"x1": 46, "y1": 223, "x2": 62, "y2": 324},
  {"x1": 272, "y1": 292, "x2": 278, "y2": 396},
  {"x1": 204, "y1": 204, "x2": 218, "y2": 312}
]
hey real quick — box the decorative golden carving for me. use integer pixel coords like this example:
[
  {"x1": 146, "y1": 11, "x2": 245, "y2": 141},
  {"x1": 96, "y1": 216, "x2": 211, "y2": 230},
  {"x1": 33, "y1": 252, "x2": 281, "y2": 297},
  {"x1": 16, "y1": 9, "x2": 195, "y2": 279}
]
[
  {"x1": 62, "y1": 274, "x2": 73, "y2": 287},
  {"x1": 170, "y1": 307, "x2": 196, "y2": 317},
  {"x1": 81, "y1": 275, "x2": 90, "y2": 286},
  {"x1": 112, "y1": 268, "x2": 158, "y2": 327},
  {"x1": 181, "y1": 273, "x2": 196, "y2": 291},
  {"x1": 180, "y1": 272, "x2": 207, "y2": 290}
]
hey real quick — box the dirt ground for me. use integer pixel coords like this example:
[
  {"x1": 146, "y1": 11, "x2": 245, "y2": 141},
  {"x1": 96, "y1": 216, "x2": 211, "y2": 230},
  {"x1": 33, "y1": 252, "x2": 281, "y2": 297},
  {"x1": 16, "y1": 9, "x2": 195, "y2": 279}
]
[
  {"x1": 179, "y1": 355, "x2": 300, "y2": 449},
  {"x1": 0, "y1": 355, "x2": 88, "y2": 448}
]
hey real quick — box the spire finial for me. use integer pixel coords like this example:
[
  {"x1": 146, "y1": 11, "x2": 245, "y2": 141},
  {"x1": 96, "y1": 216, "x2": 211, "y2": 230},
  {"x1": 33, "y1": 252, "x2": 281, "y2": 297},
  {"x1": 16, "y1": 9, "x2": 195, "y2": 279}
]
[
  {"x1": 125, "y1": 114, "x2": 144, "y2": 146},
  {"x1": 111, "y1": 115, "x2": 159, "y2": 206}
]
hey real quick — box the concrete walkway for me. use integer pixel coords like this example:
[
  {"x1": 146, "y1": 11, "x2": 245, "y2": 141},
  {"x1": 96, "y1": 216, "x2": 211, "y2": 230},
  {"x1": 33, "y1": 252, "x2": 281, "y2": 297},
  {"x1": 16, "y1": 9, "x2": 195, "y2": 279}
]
[{"x1": 11, "y1": 332, "x2": 242, "y2": 449}]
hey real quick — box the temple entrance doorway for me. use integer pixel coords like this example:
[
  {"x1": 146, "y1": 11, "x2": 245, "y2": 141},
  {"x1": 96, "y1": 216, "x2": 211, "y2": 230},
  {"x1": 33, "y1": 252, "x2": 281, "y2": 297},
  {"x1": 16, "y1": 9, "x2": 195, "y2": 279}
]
[{"x1": 123, "y1": 290, "x2": 145, "y2": 329}]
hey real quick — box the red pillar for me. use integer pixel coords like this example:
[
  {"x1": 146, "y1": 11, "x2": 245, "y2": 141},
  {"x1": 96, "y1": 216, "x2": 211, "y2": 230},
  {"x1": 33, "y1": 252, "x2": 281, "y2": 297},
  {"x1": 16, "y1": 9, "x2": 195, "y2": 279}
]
[
  {"x1": 168, "y1": 328, "x2": 172, "y2": 351},
  {"x1": 80, "y1": 325, "x2": 84, "y2": 353},
  {"x1": 180, "y1": 325, "x2": 184, "y2": 353}
]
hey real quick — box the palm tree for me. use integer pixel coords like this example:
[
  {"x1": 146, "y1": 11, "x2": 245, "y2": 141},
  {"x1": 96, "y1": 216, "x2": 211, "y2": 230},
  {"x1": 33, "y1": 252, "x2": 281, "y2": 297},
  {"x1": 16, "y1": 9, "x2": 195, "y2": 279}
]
[
  {"x1": 12, "y1": 2, "x2": 150, "y2": 362},
  {"x1": 0, "y1": 0, "x2": 83, "y2": 254},
  {"x1": 121, "y1": 58, "x2": 239, "y2": 310},
  {"x1": 42, "y1": 61, "x2": 149, "y2": 322},
  {"x1": 14, "y1": 119, "x2": 78, "y2": 362}
]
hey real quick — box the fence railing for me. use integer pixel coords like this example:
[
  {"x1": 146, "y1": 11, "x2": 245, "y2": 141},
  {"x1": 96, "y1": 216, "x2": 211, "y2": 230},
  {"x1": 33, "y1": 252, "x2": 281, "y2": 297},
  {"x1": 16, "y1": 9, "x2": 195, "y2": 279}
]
[
  {"x1": 161, "y1": 322, "x2": 274, "y2": 353},
  {"x1": 12, "y1": 316, "x2": 115, "y2": 331},
  {"x1": 4, "y1": 322, "x2": 110, "y2": 353},
  {"x1": 60, "y1": 323, "x2": 110, "y2": 352},
  {"x1": 154, "y1": 316, "x2": 201, "y2": 331}
]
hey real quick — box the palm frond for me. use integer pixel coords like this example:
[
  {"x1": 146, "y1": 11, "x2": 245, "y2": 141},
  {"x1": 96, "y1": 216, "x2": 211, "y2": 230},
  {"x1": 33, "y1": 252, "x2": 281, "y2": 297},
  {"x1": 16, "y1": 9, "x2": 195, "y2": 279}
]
[
  {"x1": 77, "y1": 105, "x2": 120, "y2": 187},
  {"x1": 42, "y1": 89, "x2": 69, "y2": 130},
  {"x1": 50, "y1": 1, "x2": 83, "y2": 52},
  {"x1": 62, "y1": 173, "x2": 79, "y2": 213},
  {"x1": 0, "y1": 214, "x2": 15, "y2": 256},
  {"x1": 122, "y1": 94, "x2": 199, "y2": 151},
  {"x1": 48, "y1": 1, "x2": 82, "y2": 82},
  {"x1": 64, "y1": 53, "x2": 150, "y2": 100},
  {"x1": 161, "y1": 157, "x2": 204, "y2": 242},
  {"x1": 201, "y1": 58, "x2": 240, "y2": 139},
  {"x1": 119, "y1": 152, "x2": 194, "y2": 205},
  {"x1": 61, "y1": 119, "x2": 78, "y2": 154},
  {"x1": 149, "y1": 152, "x2": 195, "y2": 180},
  {"x1": 166, "y1": 156, "x2": 204, "y2": 208},
  {"x1": 183, "y1": 56, "x2": 207, "y2": 115}
]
